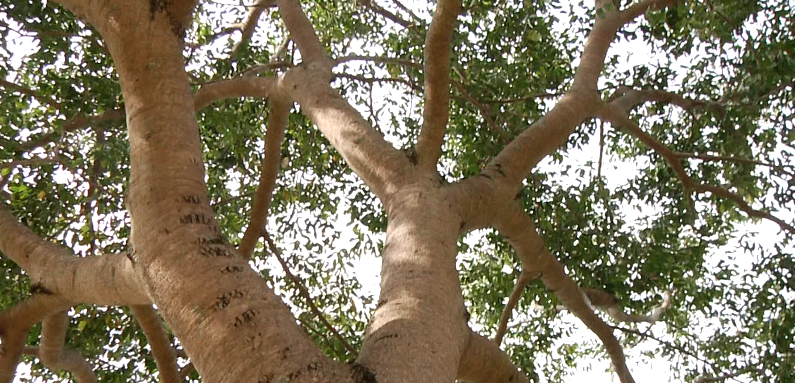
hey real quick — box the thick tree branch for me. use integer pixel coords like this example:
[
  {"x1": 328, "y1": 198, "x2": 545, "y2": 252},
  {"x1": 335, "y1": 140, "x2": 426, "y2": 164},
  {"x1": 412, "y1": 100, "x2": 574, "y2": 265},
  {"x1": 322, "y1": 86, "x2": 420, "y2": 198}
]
[
  {"x1": 131, "y1": 305, "x2": 181, "y2": 383},
  {"x1": 0, "y1": 206, "x2": 150, "y2": 305},
  {"x1": 494, "y1": 271, "x2": 534, "y2": 344},
  {"x1": 39, "y1": 312, "x2": 96, "y2": 383},
  {"x1": 481, "y1": 4, "x2": 618, "y2": 191},
  {"x1": 415, "y1": 0, "x2": 461, "y2": 172},
  {"x1": 568, "y1": 289, "x2": 672, "y2": 324},
  {"x1": 230, "y1": 0, "x2": 277, "y2": 57},
  {"x1": 238, "y1": 97, "x2": 289, "y2": 259},
  {"x1": 281, "y1": 64, "x2": 412, "y2": 199},
  {"x1": 0, "y1": 295, "x2": 71, "y2": 334},
  {"x1": 263, "y1": 234, "x2": 358, "y2": 357},
  {"x1": 0, "y1": 328, "x2": 28, "y2": 383},
  {"x1": 495, "y1": 203, "x2": 636, "y2": 383},
  {"x1": 193, "y1": 77, "x2": 278, "y2": 110},
  {"x1": 272, "y1": 2, "x2": 415, "y2": 197},
  {"x1": 274, "y1": 0, "x2": 329, "y2": 64},
  {"x1": 457, "y1": 330, "x2": 529, "y2": 383},
  {"x1": 0, "y1": 295, "x2": 70, "y2": 383},
  {"x1": 480, "y1": 0, "x2": 681, "y2": 192}
]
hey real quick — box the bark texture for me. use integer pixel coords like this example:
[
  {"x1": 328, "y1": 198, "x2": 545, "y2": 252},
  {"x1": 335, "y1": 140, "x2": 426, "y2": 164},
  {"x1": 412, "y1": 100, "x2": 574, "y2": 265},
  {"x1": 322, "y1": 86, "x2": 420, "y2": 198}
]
[{"x1": 0, "y1": 1, "x2": 689, "y2": 382}]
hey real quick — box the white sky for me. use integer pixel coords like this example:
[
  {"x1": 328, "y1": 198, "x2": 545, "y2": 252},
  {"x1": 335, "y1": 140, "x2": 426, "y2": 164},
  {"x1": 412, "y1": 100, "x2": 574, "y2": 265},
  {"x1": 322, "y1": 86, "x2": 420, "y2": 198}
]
[{"x1": 3, "y1": 1, "x2": 793, "y2": 382}]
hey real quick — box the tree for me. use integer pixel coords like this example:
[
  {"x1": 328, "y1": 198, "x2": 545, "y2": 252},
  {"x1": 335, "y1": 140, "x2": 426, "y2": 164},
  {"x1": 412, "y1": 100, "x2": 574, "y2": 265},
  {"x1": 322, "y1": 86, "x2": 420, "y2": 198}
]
[{"x1": 0, "y1": 0, "x2": 793, "y2": 382}]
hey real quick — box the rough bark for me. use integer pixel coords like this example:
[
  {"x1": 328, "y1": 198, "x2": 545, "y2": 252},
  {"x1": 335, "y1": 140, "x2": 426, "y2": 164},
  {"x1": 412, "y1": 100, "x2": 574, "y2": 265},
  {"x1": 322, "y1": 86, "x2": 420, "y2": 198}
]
[
  {"x1": 48, "y1": 1, "x2": 358, "y2": 382},
  {"x1": 0, "y1": 0, "x2": 688, "y2": 382}
]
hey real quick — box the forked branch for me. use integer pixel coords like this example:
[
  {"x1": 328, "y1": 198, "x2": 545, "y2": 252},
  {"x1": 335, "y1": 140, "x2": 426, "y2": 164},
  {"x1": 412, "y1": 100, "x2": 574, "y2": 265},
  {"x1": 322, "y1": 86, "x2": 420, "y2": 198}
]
[
  {"x1": 0, "y1": 205, "x2": 150, "y2": 305},
  {"x1": 230, "y1": 0, "x2": 277, "y2": 57},
  {"x1": 273, "y1": 2, "x2": 411, "y2": 199},
  {"x1": 598, "y1": 103, "x2": 795, "y2": 234},
  {"x1": 495, "y1": 203, "x2": 636, "y2": 383},
  {"x1": 38, "y1": 312, "x2": 96, "y2": 383},
  {"x1": 483, "y1": 0, "x2": 682, "y2": 191},
  {"x1": 0, "y1": 295, "x2": 70, "y2": 383}
]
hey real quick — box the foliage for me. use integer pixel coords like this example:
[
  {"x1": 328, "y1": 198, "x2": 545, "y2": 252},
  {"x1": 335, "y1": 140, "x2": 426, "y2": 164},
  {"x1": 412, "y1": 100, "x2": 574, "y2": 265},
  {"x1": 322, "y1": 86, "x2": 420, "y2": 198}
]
[{"x1": 1, "y1": 0, "x2": 793, "y2": 382}]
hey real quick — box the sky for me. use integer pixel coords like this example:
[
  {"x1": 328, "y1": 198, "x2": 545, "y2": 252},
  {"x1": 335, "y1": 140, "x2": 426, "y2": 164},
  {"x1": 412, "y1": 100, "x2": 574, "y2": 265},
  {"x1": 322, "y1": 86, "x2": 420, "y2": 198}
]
[{"x1": 3, "y1": 1, "x2": 793, "y2": 382}]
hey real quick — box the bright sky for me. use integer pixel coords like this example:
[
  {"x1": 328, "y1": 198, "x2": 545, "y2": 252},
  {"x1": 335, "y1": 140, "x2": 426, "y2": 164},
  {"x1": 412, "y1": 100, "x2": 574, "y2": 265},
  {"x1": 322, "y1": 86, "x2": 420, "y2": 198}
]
[{"x1": 3, "y1": 1, "x2": 793, "y2": 383}]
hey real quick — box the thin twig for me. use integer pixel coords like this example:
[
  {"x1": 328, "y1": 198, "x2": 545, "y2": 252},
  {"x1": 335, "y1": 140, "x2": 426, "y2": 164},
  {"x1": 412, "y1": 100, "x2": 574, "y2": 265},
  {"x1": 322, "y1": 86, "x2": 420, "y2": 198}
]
[
  {"x1": 674, "y1": 152, "x2": 794, "y2": 174},
  {"x1": 599, "y1": 102, "x2": 795, "y2": 235},
  {"x1": 17, "y1": 110, "x2": 125, "y2": 151},
  {"x1": 483, "y1": 92, "x2": 564, "y2": 104},
  {"x1": 360, "y1": 0, "x2": 414, "y2": 28},
  {"x1": 335, "y1": 73, "x2": 416, "y2": 89},
  {"x1": 453, "y1": 82, "x2": 510, "y2": 143},
  {"x1": 694, "y1": 184, "x2": 795, "y2": 234},
  {"x1": 242, "y1": 61, "x2": 294, "y2": 76},
  {"x1": 211, "y1": 192, "x2": 256, "y2": 210},
  {"x1": 390, "y1": 0, "x2": 423, "y2": 24},
  {"x1": 610, "y1": 325, "x2": 720, "y2": 373},
  {"x1": 296, "y1": 316, "x2": 346, "y2": 360},
  {"x1": 0, "y1": 78, "x2": 62, "y2": 111},
  {"x1": 262, "y1": 233, "x2": 359, "y2": 357},
  {"x1": 335, "y1": 54, "x2": 422, "y2": 69},
  {"x1": 694, "y1": 367, "x2": 760, "y2": 383},
  {"x1": 597, "y1": 120, "x2": 605, "y2": 180}
]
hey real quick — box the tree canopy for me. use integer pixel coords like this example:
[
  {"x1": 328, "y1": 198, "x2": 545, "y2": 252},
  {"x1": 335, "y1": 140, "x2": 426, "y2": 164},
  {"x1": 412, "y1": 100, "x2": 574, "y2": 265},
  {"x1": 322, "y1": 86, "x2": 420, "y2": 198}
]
[{"x1": 0, "y1": 0, "x2": 793, "y2": 383}]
